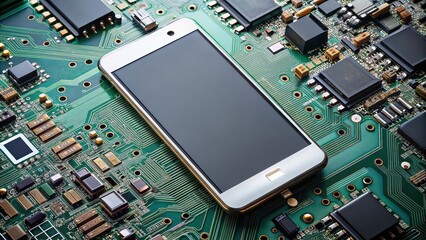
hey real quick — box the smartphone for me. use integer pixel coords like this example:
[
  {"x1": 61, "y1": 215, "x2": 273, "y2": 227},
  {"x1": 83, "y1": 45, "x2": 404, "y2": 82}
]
[{"x1": 99, "y1": 18, "x2": 327, "y2": 212}]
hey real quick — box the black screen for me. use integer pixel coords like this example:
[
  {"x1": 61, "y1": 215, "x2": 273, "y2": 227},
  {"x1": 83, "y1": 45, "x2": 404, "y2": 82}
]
[
  {"x1": 113, "y1": 31, "x2": 310, "y2": 192},
  {"x1": 5, "y1": 137, "x2": 33, "y2": 160}
]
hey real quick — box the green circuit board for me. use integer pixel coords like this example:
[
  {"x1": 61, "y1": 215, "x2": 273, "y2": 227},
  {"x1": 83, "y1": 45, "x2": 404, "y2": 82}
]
[{"x1": 0, "y1": 0, "x2": 425, "y2": 239}]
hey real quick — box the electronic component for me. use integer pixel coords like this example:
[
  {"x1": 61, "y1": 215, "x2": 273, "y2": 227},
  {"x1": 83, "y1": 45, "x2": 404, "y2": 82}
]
[
  {"x1": 280, "y1": 11, "x2": 293, "y2": 23},
  {"x1": 0, "y1": 109, "x2": 16, "y2": 128},
  {"x1": 119, "y1": 228, "x2": 135, "y2": 240},
  {"x1": 363, "y1": 88, "x2": 400, "y2": 110},
  {"x1": 50, "y1": 173, "x2": 63, "y2": 186},
  {"x1": 74, "y1": 168, "x2": 91, "y2": 181},
  {"x1": 5, "y1": 225, "x2": 26, "y2": 240},
  {"x1": 376, "y1": 27, "x2": 426, "y2": 74},
  {"x1": 131, "y1": 178, "x2": 150, "y2": 194},
  {"x1": 100, "y1": 191, "x2": 129, "y2": 218},
  {"x1": 375, "y1": 15, "x2": 401, "y2": 33},
  {"x1": 340, "y1": 0, "x2": 377, "y2": 28},
  {"x1": 325, "y1": 47, "x2": 340, "y2": 61},
  {"x1": 74, "y1": 209, "x2": 99, "y2": 227},
  {"x1": 17, "y1": 194, "x2": 34, "y2": 210},
  {"x1": 80, "y1": 216, "x2": 105, "y2": 233},
  {"x1": 15, "y1": 177, "x2": 35, "y2": 192},
  {"x1": 410, "y1": 170, "x2": 426, "y2": 186},
  {"x1": 398, "y1": 112, "x2": 426, "y2": 153},
  {"x1": 294, "y1": 64, "x2": 309, "y2": 80},
  {"x1": 318, "y1": 0, "x2": 341, "y2": 17},
  {"x1": 27, "y1": 114, "x2": 50, "y2": 129},
  {"x1": 40, "y1": 183, "x2": 55, "y2": 198},
  {"x1": 273, "y1": 213, "x2": 299, "y2": 237},
  {"x1": 25, "y1": 211, "x2": 47, "y2": 228},
  {"x1": 0, "y1": 87, "x2": 19, "y2": 102},
  {"x1": 7, "y1": 60, "x2": 39, "y2": 87},
  {"x1": 416, "y1": 84, "x2": 426, "y2": 100},
  {"x1": 371, "y1": 3, "x2": 390, "y2": 19},
  {"x1": 352, "y1": 32, "x2": 370, "y2": 47},
  {"x1": 93, "y1": 157, "x2": 110, "y2": 172},
  {"x1": 39, "y1": 127, "x2": 63, "y2": 142},
  {"x1": 64, "y1": 189, "x2": 83, "y2": 206},
  {"x1": 55, "y1": 140, "x2": 82, "y2": 160},
  {"x1": 39, "y1": 0, "x2": 115, "y2": 38},
  {"x1": 216, "y1": 0, "x2": 282, "y2": 30},
  {"x1": 268, "y1": 42, "x2": 285, "y2": 54},
  {"x1": 295, "y1": 6, "x2": 314, "y2": 18},
  {"x1": 313, "y1": 57, "x2": 382, "y2": 108},
  {"x1": 374, "y1": 112, "x2": 392, "y2": 127},
  {"x1": 52, "y1": 137, "x2": 76, "y2": 153},
  {"x1": 32, "y1": 120, "x2": 56, "y2": 135},
  {"x1": 87, "y1": 223, "x2": 112, "y2": 239},
  {"x1": 81, "y1": 175, "x2": 105, "y2": 197},
  {"x1": 285, "y1": 15, "x2": 328, "y2": 54},
  {"x1": 341, "y1": 38, "x2": 359, "y2": 53},
  {"x1": 29, "y1": 189, "x2": 47, "y2": 204},
  {"x1": 0, "y1": 199, "x2": 18, "y2": 218},
  {"x1": 131, "y1": 9, "x2": 158, "y2": 32},
  {"x1": 330, "y1": 192, "x2": 399, "y2": 239},
  {"x1": 104, "y1": 152, "x2": 122, "y2": 166}
]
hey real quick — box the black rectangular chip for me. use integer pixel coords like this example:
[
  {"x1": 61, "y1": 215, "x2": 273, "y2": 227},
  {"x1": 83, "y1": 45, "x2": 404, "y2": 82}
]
[{"x1": 15, "y1": 177, "x2": 35, "y2": 192}]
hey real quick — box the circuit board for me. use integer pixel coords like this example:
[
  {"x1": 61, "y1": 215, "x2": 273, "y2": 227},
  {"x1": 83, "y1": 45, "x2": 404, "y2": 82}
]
[{"x1": 0, "y1": 0, "x2": 425, "y2": 239}]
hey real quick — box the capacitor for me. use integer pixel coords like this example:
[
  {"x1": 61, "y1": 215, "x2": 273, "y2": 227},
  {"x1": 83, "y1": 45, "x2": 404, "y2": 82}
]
[
  {"x1": 302, "y1": 213, "x2": 314, "y2": 223},
  {"x1": 0, "y1": 43, "x2": 4, "y2": 51},
  {"x1": 0, "y1": 188, "x2": 7, "y2": 198},
  {"x1": 115, "y1": 13, "x2": 123, "y2": 25},
  {"x1": 2, "y1": 50, "x2": 11, "y2": 58},
  {"x1": 45, "y1": 99, "x2": 53, "y2": 108},
  {"x1": 95, "y1": 137, "x2": 103, "y2": 145},
  {"x1": 39, "y1": 93, "x2": 48, "y2": 103},
  {"x1": 287, "y1": 197, "x2": 298, "y2": 207},
  {"x1": 89, "y1": 130, "x2": 98, "y2": 139}
]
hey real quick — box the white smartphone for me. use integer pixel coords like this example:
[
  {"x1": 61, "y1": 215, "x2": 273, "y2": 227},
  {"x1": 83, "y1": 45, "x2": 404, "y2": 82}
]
[{"x1": 99, "y1": 18, "x2": 327, "y2": 212}]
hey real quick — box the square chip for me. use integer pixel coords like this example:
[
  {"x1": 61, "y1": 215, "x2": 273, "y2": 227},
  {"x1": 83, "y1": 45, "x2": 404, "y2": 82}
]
[
  {"x1": 40, "y1": 0, "x2": 114, "y2": 37},
  {"x1": 313, "y1": 57, "x2": 382, "y2": 108},
  {"x1": 7, "y1": 60, "x2": 39, "y2": 87},
  {"x1": 100, "y1": 191, "x2": 128, "y2": 217},
  {"x1": 398, "y1": 112, "x2": 426, "y2": 153},
  {"x1": 217, "y1": 0, "x2": 282, "y2": 29},
  {"x1": 285, "y1": 15, "x2": 328, "y2": 54},
  {"x1": 331, "y1": 192, "x2": 398, "y2": 240},
  {"x1": 318, "y1": 0, "x2": 341, "y2": 17},
  {"x1": 0, "y1": 133, "x2": 38, "y2": 165},
  {"x1": 376, "y1": 27, "x2": 426, "y2": 73}
]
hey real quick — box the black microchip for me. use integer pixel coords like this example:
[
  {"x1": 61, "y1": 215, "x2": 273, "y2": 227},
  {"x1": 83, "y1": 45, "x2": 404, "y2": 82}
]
[
  {"x1": 217, "y1": 0, "x2": 282, "y2": 29},
  {"x1": 40, "y1": 0, "x2": 114, "y2": 37},
  {"x1": 313, "y1": 57, "x2": 382, "y2": 108},
  {"x1": 7, "y1": 60, "x2": 39, "y2": 87},
  {"x1": 318, "y1": 0, "x2": 341, "y2": 17},
  {"x1": 330, "y1": 192, "x2": 398, "y2": 240},
  {"x1": 376, "y1": 27, "x2": 426, "y2": 73},
  {"x1": 0, "y1": 109, "x2": 16, "y2": 128},
  {"x1": 273, "y1": 213, "x2": 299, "y2": 237},
  {"x1": 375, "y1": 15, "x2": 401, "y2": 33},
  {"x1": 82, "y1": 175, "x2": 104, "y2": 193},
  {"x1": 398, "y1": 112, "x2": 426, "y2": 153},
  {"x1": 15, "y1": 177, "x2": 35, "y2": 192},
  {"x1": 3, "y1": 136, "x2": 32, "y2": 160},
  {"x1": 351, "y1": 0, "x2": 376, "y2": 17},
  {"x1": 285, "y1": 15, "x2": 328, "y2": 54},
  {"x1": 25, "y1": 211, "x2": 47, "y2": 228}
]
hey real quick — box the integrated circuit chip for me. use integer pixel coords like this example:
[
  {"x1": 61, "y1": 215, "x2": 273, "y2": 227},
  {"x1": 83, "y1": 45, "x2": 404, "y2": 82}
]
[
  {"x1": 0, "y1": 133, "x2": 39, "y2": 165},
  {"x1": 100, "y1": 191, "x2": 129, "y2": 218},
  {"x1": 318, "y1": 0, "x2": 341, "y2": 17},
  {"x1": 398, "y1": 112, "x2": 426, "y2": 153},
  {"x1": 217, "y1": 0, "x2": 282, "y2": 30},
  {"x1": 313, "y1": 57, "x2": 382, "y2": 108},
  {"x1": 376, "y1": 27, "x2": 426, "y2": 74},
  {"x1": 330, "y1": 192, "x2": 399, "y2": 240},
  {"x1": 285, "y1": 15, "x2": 328, "y2": 54},
  {"x1": 40, "y1": 0, "x2": 115, "y2": 37},
  {"x1": 7, "y1": 60, "x2": 39, "y2": 87}
]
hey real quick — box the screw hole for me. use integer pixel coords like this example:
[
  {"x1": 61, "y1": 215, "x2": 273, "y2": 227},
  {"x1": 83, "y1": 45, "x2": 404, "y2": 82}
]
[
  {"x1": 114, "y1": 141, "x2": 120, "y2": 146},
  {"x1": 85, "y1": 59, "x2": 93, "y2": 65},
  {"x1": 28, "y1": 15, "x2": 35, "y2": 20},
  {"x1": 366, "y1": 124, "x2": 375, "y2": 132},
  {"x1": 181, "y1": 212, "x2": 190, "y2": 220},
  {"x1": 57, "y1": 86, "x2": 66, "y2": 92},
  {"x1": 321, "y1": 199, "x2": 330, "y2": 206},
  {"x1": 21, "y1": 39, "x2": 29, "y2": 45},
  {"x1": 313, "y1": 188, "x2": 322, "y2": 195},
  {"x1": 163, "y1": 218, "x2": 172, "y2": 224},
  {"x1": 332, "y1": 191, "x2": 341, "y2": 199},
  {"x1": 69, "y1": 62, "x2": 77, "y2": 68},
  {"x1": 43, "y1": 41, "x2": 50, "y2": 46},
  {"x1": 305, "y1": 106, "x2": 314, "y2": 113},
  {"x1": 314, "y1": 114, "x2": 323, "y2": 120},
  {"x1": 280, "y1": 75, "x2": 289, "y2": 81},
  {"x1": 293, "y1": 91, "x2": 302, "y2": 98},
  {"x1": 59, "y1": 96, "x2": 67, "y2": 102},
  {"x1": 363, "y1": 177, "x2": 372, "y2": 185},
  {"x1": 83, "y1": 81, "x2": 92, "y2": 88},
  {"x1": 374, "y1": 158, "x2": 383, "y2": 166},
  {"x1": 259, "y1": 235, "x2": 269, "y2": 240},
  {"x1": 157, "y1": 9, "x2": 164, "y2": 15},
  {"x1": 99, "y1": 124, "x2": 107, "y2": 130},
  {"x1": 76, "y1": 136, "x2": 83, "y2": 141},
  {"x1": 134, "y1": 170, "x2": 141, "y2": 176},
  {"x1": 346, "y1": 184, "x2": 356, "y2": 192},
  {"x1": 338, "y1": 129, "x2": 346, "y2": 136},
  {"x1": 106, "y1": 132, "x2": 114, "y2": 138},
  {"x1": 133, "y1": 150, "x2": 140, "y2": 156},
  {"x1": 115, "y1": 39, "x2": 122, "y2": 44},
  {"x1": 84, "y1": 125, "x2": 92, "y2": 130},
  {"x1": 188, "y1": 4, "x2": 197, "y2": 11},
  {"x1": 245, "y1": 45, "x2": 253, "y2": 51},
  {"x1": 167, "y1": 31, "x2": 175, "y2": 36}
]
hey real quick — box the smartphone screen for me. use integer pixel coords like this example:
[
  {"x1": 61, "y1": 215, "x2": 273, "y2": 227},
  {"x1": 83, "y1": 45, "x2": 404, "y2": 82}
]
[{"x1": 113, "y1": 30, "x2": 310, "y2": 192}]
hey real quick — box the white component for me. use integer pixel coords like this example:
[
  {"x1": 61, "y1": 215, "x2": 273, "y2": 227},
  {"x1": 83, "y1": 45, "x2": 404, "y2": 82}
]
[
  {"x1": 50, "y1": 173, "x2": 63, "y2": 186},
  {"x1": 268, "y1": 42, "x2": 285, "y2": 54},
  {"x1": 0, "y1": 133, "x2": 39, "y2": 165},
  {"x1": 131, "y1": 9, "x2": 158, "y2": 31}
]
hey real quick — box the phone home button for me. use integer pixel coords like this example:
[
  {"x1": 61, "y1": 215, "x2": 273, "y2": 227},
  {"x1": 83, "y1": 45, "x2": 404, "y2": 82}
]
[{"x1": 266, "y1": 168, "x2": 284, "y2": 181}]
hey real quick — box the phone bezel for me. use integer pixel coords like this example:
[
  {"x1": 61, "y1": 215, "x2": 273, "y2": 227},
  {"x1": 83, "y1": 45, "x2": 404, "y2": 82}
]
[{"x1": 99, "y1": 18, "x2": 327, "y2": 212}]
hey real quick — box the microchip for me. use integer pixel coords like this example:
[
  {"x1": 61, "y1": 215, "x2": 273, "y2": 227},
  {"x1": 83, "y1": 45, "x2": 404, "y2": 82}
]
[
  {"x1": 330, "y1": 192, "x2": 399, "y2": 240},
  {"x1": 398, "y1": 112, "x2": 426, "y2": 153},
  {"x1": 0, "y1": 109, "x2": 16, "y2": 128},
  {"x1": 82, "y1": 175, "x2": 105, "y2": 193},
  {"x1": 15, "y1": 177, "x2": 35, "y2": 192},
  {"x1": 217, "y1": 0, "x2": 282, "y2": 30},
  {"x1": 375, "y1": 15, "x2": 401, "y2": 33},
  {"x1": 273, "y1": 213, "x2": 299, "y2": 237},
  {"x1": 318, "y1": 0, "x2": 341, "y2": 17},
  {"x1": 131, "y1": 178, "x2": 150, "y2": 194},
  {"x1": 40, "y1": 0, "x2": 115, "y2": 37},
  {"x1": 0, "y1": 133, "x2": 39, "y2": 165},
  {"x1": 100, "y1": 191, "x2": 129, "y2": 218},
  {"x1": 25, "y1": 211, "x2": 47, "y2": 228},
  {"x1": 0, "y1": 87, "x2": 19, "y2": 102},
  {"x1": 74, "y1": 168, "x2": 91, "y2": 181},
  {"x1": 351, "y1": 0, "x2": 376, "y2": 17},
  {"x1": 313, "y1": 57, "x2": 382, "y2": 108},
  {"x1": 285, "y1": 15, "x2": 328, "y2": 54},
  {"x1": 376, "y1": 27, "x2": 426, "y2": 73},
  {"x1": 7, "y1": 60, "x2": 39, "y2": 87}
]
